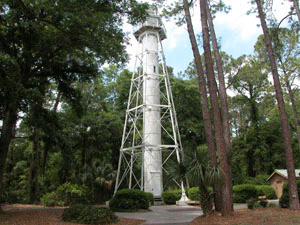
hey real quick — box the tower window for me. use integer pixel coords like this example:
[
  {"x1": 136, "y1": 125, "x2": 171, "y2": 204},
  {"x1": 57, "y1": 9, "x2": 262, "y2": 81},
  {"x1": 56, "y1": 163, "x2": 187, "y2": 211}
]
[{"x1": 153, "y1": 66, "x2": 156, "y2": 73}]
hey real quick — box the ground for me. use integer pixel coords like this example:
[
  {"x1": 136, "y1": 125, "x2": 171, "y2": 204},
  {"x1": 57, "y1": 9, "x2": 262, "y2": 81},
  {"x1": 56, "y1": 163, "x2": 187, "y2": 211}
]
[
  {"x1": 190, "y1": 207, "x2": 300, "y2": 225},
  {"x1": 1, "y1": 204, "x2": 300, "y2": 225},
  {"x1": 0, "y1": 204, "x2": 144, "y2": 225}
]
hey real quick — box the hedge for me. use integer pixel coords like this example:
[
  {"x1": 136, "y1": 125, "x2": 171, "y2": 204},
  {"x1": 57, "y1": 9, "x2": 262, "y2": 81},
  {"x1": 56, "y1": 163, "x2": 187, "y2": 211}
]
[
  {"x1": 62, "y1": 204, "x2": 118, "y2": 224},
  {"x1": 145, "y1": 192, "x2": 154, "y2": 205},
  {"x1": 233, "y1": 184, "x2": 258, "y2": 203},
  {"x1": 161, "y1": 184, "x2": 275, "y2": 205},
  {"x1": 255, "y1": 185, "x2": 276, "y2": 199},
  {"x1": 186, "y1": 187, "x2": 213, "y2": 201},
  {"x1": 40, "y1": 182, "x2": 89, "y2": 207},
  {"x1": 186, "y1": 187, "x2": 199, "y2": 201},
  {"x1": 166, "y1": 185, "x2": 274, "y2": 204},
  {"x1": 162, "y1": 190, "x2": 181, "y2": 204},
  {"x1": 247, "y1": 198, "x2": 268, "y2": 209},
  {"x1": 279, "y1": 179, "x2": 300, "y2": 208},
  {"x1": 109, "y1": 189, "x2": 149, "y2": 211}
]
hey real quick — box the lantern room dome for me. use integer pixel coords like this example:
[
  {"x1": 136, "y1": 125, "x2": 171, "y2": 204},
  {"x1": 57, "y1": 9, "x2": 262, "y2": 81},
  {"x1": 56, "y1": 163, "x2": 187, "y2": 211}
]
[{"x1": 133, "y1": 5, "x2": 167, "y2": 41}]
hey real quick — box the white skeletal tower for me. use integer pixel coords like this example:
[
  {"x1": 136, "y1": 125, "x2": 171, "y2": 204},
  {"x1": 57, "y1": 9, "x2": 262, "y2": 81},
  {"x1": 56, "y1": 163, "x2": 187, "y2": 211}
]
[{"x1": 115, "y1": 6, "x2": 187, "y2": 202}]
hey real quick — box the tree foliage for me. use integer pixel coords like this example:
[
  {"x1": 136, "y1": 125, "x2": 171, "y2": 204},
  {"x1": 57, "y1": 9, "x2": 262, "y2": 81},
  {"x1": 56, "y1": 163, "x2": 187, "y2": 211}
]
[{"x1": 0, "y1": 0, "x2": 148, "y2": 204}]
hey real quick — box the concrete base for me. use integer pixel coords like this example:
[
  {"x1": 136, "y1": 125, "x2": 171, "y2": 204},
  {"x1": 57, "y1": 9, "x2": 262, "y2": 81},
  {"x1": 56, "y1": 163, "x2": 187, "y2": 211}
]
[
  {"x1": 154, "y1": 196, "x2": 164, "y2": 206},
  {"x1": 176, "y1": 192, "x2": 190, "y2": 206}
]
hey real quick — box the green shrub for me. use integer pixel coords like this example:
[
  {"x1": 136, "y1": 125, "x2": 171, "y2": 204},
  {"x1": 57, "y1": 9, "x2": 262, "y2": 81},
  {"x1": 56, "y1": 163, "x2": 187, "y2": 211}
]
[
  {"x1": 145, "y1": 192, "x2": 154, "y2": 205},
  {"x1": 62, "y1": 204, "x2": 83, "y2": 221},
  {"x1": 62, "y1": 204, "x2": 118, "y2": 224},
  {"x1": 246, "y1": 198, "x2": 257, "y2": 209},
  {"x1": 258, "y1": 199, "x2": 268, "y2": 208},
  {"x1": 40, "y1": 182, "x2": 90, "y2": 207},
  {"x1": 254, "y1": 201, "x2": 261, "y2": 208},
  {"x1": 279, "y1": 180, "x2": 300, "y2": 208},
  {"x1": 269, "y1": 202, "x2": 277, "y2": 207},
  {"x1": 56, "y1": 182, "x2": 90, "y2": 205},
  {"x1": 0, "y1": 189, "x2": 23, "y2": 204},
  {"x1": 279, "y1": 189, "x2": 289, "y2": 208},
  {"x1": 256, "y1": 185, "x2": 277, "y2": 199},
  {"x1": 187, "y1": 187, "x2": 199, "y2": 201},
  {"x1": 109, "y1": 189, "x2": 149, "y2": 212},
  {"x1": 186, "y1": 187, "x2": 213, "y2": 201},
  {"x1": 233, "y1": 184, "x2": 258, "y2": 203},
  {"x1": 162, "y1": 189, "x2": 181, "y2": 205},
  {"x1": 207, "y1": 187, "x2": 213, "y2": 195},
  {"x1": 40, "y1": 192, "x2": 57, "y2": 207},
  {"x1": 247, "y1": 198, "x2": 268, "y2": 209},
  {"x1": 256, "y1": 186, "x2": 264, "y2": 196}
]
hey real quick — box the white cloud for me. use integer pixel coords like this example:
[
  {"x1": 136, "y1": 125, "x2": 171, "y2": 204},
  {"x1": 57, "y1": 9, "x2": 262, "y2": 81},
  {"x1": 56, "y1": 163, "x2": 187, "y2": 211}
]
[
  {"x1": 124, "y1": 34, "x2": 138, "y2": 71},
  {"x1": 164, "y1": 22, "x2": 186, "y2": 50},
  {"x1": 217, "y1": 0, "x2": 292, "y2": 38},
  {"x1": 214, "y1": 1, "x2": 260, "y2": 40}
]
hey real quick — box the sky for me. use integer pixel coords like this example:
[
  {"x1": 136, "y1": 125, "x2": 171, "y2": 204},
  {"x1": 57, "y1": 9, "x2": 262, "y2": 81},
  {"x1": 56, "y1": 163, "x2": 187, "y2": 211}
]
[{"x1": 123, "y1": 0, "x2": 294, "y2": 76}]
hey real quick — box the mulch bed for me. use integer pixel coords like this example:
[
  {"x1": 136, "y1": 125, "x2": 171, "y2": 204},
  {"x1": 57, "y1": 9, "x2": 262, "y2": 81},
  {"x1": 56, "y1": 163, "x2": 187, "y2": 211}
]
[
  {"x1": 0, "y1": 204, "x2": 145, "y2": 225},
  {"x1": 2, "y1": 204, "x2": 300, "y2": 225},
  {"x1": 190, "y1": 207, "x2": 300, "y2": 225}
]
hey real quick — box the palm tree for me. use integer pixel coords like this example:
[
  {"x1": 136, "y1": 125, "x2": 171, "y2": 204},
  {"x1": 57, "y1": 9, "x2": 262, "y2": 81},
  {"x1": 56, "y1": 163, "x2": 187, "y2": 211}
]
[
  {"x1": 185, "y1": 146, "x2": 221, "y2": 216},
  {"x1": 166, "y1": 145, "x2": 221, "y2": 216}
]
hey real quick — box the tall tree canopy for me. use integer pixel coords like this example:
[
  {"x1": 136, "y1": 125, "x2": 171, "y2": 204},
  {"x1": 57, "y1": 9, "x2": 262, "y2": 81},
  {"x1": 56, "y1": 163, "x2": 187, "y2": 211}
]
[{"x1": 0, "y1": 0, "x2": 148, "y2": 204}]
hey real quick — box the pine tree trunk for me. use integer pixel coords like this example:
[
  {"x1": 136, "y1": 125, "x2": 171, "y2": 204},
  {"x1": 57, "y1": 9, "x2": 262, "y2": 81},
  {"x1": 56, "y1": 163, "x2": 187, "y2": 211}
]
[
  {"x1": 182, "y1": 0, "x2": 223, "y2": 212},
  {"x1": 206, "y1": 4, "x2": 231, "y2": 211},
  {"x1": 255, "y1": 0, "x2": 300, "y2": 210},
  {"x1": 199, "y1": 0, "x2": 233, "y2": 216},
  {"x1": 206, "y1": 2, "x2": 231, "y2": 152},
  {"x1": 182, "y1": 0, "x2": 216, "y2": 168}
]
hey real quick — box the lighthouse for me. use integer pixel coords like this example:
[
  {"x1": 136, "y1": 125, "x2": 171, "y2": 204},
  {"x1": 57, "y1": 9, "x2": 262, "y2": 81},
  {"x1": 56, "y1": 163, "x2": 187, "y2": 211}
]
[{"x1": 114, "y1": 5, "x2": 187, "y2": 204}]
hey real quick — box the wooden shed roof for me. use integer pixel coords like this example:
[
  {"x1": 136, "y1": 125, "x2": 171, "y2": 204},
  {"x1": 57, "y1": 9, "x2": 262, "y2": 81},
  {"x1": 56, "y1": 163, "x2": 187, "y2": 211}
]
[{"x1": 267, "y1": 169, "x2": 300, "y2": 181}]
